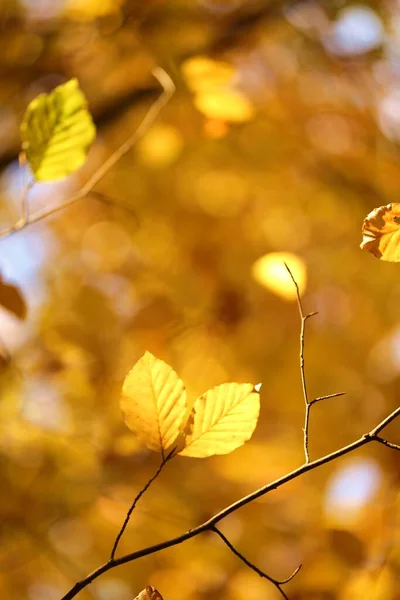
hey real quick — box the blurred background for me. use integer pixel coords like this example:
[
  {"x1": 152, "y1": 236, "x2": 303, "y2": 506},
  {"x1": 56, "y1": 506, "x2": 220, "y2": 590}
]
[{"x1": 0, "y1": 0, "x2": 399, "y2": 599}]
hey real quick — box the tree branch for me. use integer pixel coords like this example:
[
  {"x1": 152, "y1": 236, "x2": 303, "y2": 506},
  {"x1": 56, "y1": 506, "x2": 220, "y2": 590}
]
[
  {"x1": 284, "y1": 263, "x2": 318, "y2": 463},
  {"x1": 371, "y1": 436, "x2": 400, "y2": 452},
  {"x1": 0, "y1": 67, "x2": 175, "y2": 240},
  {"x1": 284, "y1": 263, "x2": 346, "y2": 463},
  {"x1": 60, "y1": 405, "x2": 400, "y2": 600},
  {"x1": 211, "y1": 525, "x2": 301, "y2": 600},
  {"x1": 110, "y1": 447, "x2": 175, "y2": 560},
  {"x1": 309, "y1": 392, "x2": 346, "y2": 406},
  {"x1": 4, "y1": 177, "x2": 35, "y2": 236}
]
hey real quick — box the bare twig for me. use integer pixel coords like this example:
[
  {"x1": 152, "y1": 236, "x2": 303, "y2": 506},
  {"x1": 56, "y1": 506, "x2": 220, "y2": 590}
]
[
  {"x1": 110, "y1": 447, "x2": 176, "y2": 560},
  {"x1": 60, "y1": 405, "x2": 400, "y2": 600},
  {"x1": 86, "y1": 191, "x2": 139, "y2": 225},
  {"x1": 0, "y1": 68, "x2": 175, "y2": 240},
  {"x1": 1, "y1": 178, "x2": 35, "y2": 237},
  {"x1": 211, "y1": 526, "x2": 301, "y2": 600},
  {"x1": 373, "y1": 437, "x2": 400, "y2": 452},
  {"x1": 309, "y1": 392, "x2": 346, "y2": 406},
  {"x1": 284, "y1": 263, "x2": 318, "y2": 463},
  {"x1": 284, "y1": 264, "x2": 346, "y2": 463}
]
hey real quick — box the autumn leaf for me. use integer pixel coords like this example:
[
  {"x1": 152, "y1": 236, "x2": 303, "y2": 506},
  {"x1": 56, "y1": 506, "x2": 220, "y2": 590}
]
[
  {"x1": 121, "y1": 352, "x2": 187, "y2": 453},
  {"x1": 179, "y1": 382, "x2": 260, "y2": 458},
  {"x1": 134, "y1": 587, "x2": 164, "y2": 600},
  {"x1": 360, "y1": 203, "x2": 400, "y2": 261},
  {"x1": 20, "y1": 78, "x2": 96, "y2": 182},
  {"x1": 0, "y1": 274, "x2": 27, "y2": 320}
]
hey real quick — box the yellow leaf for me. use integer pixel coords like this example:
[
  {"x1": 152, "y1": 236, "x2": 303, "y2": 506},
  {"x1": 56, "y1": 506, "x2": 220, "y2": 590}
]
[
  {"x1": 360, "y1": 203, "x2": 400, "y2": 261},
  {"x1": 179, "y1": 382, "x2": 260, "y2": 458},
  {"x1": 121, "y1": 352, "x2": 187, "y2": 453},
  {"x1": 251, "y1": 252, "x2": 307, "y2": 301},
  {"x1": 20, "y1": 78, "x2": 96, "y2": 182}
]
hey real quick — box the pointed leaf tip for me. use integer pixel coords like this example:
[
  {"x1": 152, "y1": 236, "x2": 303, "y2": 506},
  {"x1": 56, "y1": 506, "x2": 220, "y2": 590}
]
[{"x1": 179, "y1": 382, "x2": 260, "y2": 458}]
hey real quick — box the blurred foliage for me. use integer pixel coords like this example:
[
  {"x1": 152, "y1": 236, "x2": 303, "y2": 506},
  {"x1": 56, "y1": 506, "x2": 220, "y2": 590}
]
[{"x1": 0, "y1": 1, "x2": 399, "y2": 599}]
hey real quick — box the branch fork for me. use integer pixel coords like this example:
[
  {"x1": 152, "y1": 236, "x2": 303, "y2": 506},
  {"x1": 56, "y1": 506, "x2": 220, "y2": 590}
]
[{"x1": 59, "y1": 269, "x2": 399, "y2": 600}]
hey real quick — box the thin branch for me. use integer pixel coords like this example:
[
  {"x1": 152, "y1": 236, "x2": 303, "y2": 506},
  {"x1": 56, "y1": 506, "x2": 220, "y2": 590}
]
[
  {"x1": 369, "y1": 408, "x2": 400, "y2": 436},
  {"x1": 86, "y1": 191, "x2": 139, "y2": 225},
  {"x1": 373, "y1": 436, "x2": 400, "y2": 452},
  {"x1": 110, "y1": 447, "x2": 176, "y2": 561},
  {"x1": 309, "y1": 392, "x2": 346, "y2": 406},
  {"x1": 211, "y1": 526, "x2": 301, "y2": 600},
  {"x1": 284, "y1": 263, "x2": 318, "y2": 463},
  {"x1": 60, "y1": 405, "x2": 400, "y2": 600},
  {"x1": 0, "y1": 67, "x2": 175, "y2": 240},
  {"x1": 1, "y1": 178, "x2": 35, "y2": 237}
]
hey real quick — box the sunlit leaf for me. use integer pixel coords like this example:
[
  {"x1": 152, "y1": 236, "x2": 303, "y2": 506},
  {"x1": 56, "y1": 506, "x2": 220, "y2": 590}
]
[
  {"x1": 251, "y1": 252, "x2": 307, "y2": 301},
  {"x1": 121, "y1": 352, "x2": 187, "y2": 453},
  {"x1": 20, "y1": 78, "x2": 96, "y2": 182},
  {"x1": 179, "y1": 382, "x2": 260, "y2": 458},
  {"x1": 360, "y1": 203, "x2": 400, "y2": 261},
  {"x1": 0, "y1": 274, "x2": 27, "y2": 320}
]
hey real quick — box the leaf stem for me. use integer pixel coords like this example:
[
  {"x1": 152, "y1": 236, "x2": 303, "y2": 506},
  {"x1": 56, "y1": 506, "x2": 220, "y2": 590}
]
[{"x1": 110, "y1": 447, "x2": 175, "y2": 560}]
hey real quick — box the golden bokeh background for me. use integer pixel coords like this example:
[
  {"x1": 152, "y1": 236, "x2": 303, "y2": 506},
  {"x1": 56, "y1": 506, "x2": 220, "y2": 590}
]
[{"x1": 0, "y1": 1, "x2": 399, "y2": 599}]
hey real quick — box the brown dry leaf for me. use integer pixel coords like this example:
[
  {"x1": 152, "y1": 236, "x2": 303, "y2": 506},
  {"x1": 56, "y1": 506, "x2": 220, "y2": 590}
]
[
  {"x1": 135, "y1": 587, "x2": 164, "y2": 600},
  {"x1": 179, "y1": 382, "x2": 260, "y2": 458},
  {"x1": 121, "y1": 352, "x2": 187, "y2": 453},
  {"x1": 0, "y1": 274, "x2": 27, "y2": 320},
  {"x1": 360, "y1": 203, "x2": 400, "y2": 261}
]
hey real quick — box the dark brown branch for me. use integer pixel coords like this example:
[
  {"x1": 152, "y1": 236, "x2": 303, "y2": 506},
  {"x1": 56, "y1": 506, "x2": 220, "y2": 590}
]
[
  {"x1": 60, "y1": 405, "x2": 400, "y2": 600},
  {"x1": 373, "y1": 436, "x2": 400, "y2": 452},
  {"x1": 110, "y1": 447, "x2": 176, "y2": 560},
  {"x1": 211, "y1": 526, "x2": 301, "y2": 600}
]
